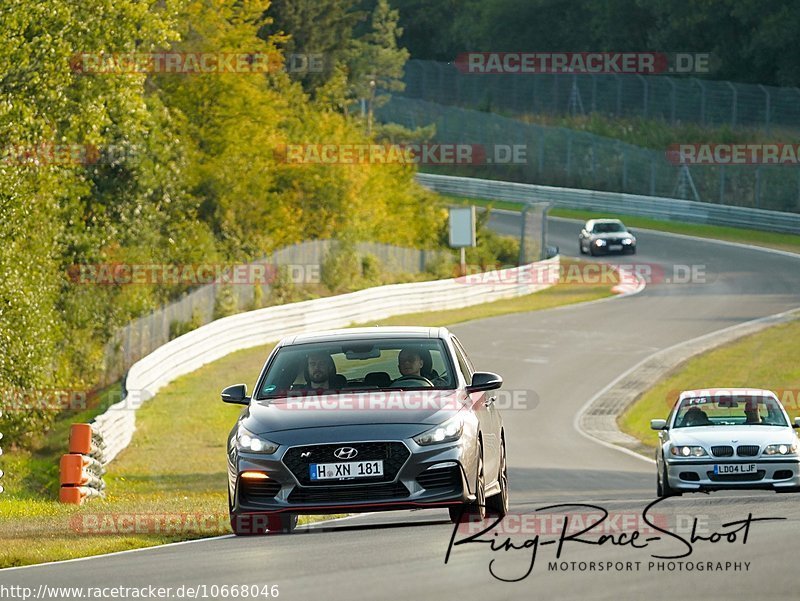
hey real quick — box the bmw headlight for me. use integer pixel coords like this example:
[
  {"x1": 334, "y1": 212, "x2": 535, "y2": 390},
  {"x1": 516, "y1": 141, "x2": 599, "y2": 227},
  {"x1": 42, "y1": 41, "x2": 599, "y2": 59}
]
[
  {"x1": 670, "y1": 445, "x2": 708, "y2": 457},
  {"x1": 595, "y1": 239, "x2": 607, "y2": 246},
  {"x1": 764, "y1": 442, "x2": 798, "y2": 456},
  {"x1": 236, "y1": 425, "x2": 279, "y2": 454},
  {"x1": 622, "y1": 238, "x2": 633, "y2": 245},
  {"x1": 413, "y1": 414, "x2": 465, "y2": 446}
]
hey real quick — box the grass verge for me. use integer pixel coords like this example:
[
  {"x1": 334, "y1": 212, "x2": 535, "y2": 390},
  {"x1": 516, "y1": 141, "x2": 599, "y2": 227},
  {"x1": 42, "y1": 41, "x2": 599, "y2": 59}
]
[
  {"x1": 619, "y1": 318, "x2": 800, "y2": 450},
  {"x1": 0, "y1": 258, "x2": 616, "y2": 567},
  {"x1": 443, "y1": 194, "x2": 800, "y2": 255}
]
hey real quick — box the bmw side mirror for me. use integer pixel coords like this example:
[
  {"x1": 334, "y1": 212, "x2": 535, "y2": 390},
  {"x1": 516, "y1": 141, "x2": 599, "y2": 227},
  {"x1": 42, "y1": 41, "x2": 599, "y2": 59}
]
[
  {"x1": 222, "y1": 383, "x2": 250, "y2": 405},
  {"x1": 466, "y1": 371, "x2": 503, "y2": 393},
  {"x1": 794, "y1": 417, "x2": 800, "y2": 429},
  {"x1": 650, "y1": 419, "x2": 667, "y2": 431}
]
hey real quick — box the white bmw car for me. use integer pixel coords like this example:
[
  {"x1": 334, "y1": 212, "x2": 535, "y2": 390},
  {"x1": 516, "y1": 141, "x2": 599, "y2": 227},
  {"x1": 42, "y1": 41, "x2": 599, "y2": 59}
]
[{"x1": 651, "y1": 388, "x2": 800, "y2": 496}]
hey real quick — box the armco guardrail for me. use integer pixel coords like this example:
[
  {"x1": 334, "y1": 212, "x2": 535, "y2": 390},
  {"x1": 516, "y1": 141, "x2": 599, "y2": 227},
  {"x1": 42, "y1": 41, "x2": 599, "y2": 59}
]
[
  {"x1": 87, "y1": 258, "x2": 559, "y2": 471},
  {"x1": 59, "y1": 424, "x2": 107, "y2": 504},
  {"x1": 415, "y1": 173, "x2": 800, "y2": 235}
]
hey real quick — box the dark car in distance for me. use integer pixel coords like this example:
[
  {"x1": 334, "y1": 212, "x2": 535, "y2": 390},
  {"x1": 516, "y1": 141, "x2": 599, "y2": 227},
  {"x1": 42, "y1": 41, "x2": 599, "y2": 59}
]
[
  {"x1": 223, "y1": 326, "x2": 508, "y2": 535},
  {"x1": 579, "y1": 219, "x2": 637, "y2": 256}
]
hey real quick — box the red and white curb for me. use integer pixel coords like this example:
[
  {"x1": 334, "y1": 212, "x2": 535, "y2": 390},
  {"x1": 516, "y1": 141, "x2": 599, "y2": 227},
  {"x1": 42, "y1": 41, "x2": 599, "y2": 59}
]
[{"x1": 611, "y1": 265, "x2": 647, "y2": 296}]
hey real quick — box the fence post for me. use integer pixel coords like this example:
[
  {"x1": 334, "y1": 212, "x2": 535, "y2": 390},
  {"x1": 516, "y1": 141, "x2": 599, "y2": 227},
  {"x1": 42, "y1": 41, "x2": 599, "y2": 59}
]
[
  {"x1": 719, "y1": 166, "x2": 726, "y2": 205},
  {"x1": 591, "y1": 75, "x2": 597, "y2": 113},
  {"x1": 434, "y1": 61, "x2": 446, "y2": 102},
  {"x1": 538, "y1": 133, "x2": 544, "y2": 177},
  {"x1": 614, "y1": 74, "x2": 622, "y2": 116},
  {"x1": 755, "y1": 167, "x2": 762, "y2": 209},
  {"x1": 566, "y1": 133, "x2": 572, "y2": 177},
  {"x1": 650, "y1": 160, "x2": 656, "y2": 196},
  {"x1": 621, "y1": 145, "x2": 628, "y2": 191},
  {"x1": 694, "y1": 79, "x2": 706, "y2": 126},
  {"x1": 636, "y1": 74, "x2": 648, "y2": 118},
  {"x1": 758, "y1": 84, "x2": 771, "y2": 134},
  {"x1": 667, "y1": 77, "x2": 676, "y2": 124},
  {"x1": 726, "y1": 81, "x2": 738, "y2": 127}
]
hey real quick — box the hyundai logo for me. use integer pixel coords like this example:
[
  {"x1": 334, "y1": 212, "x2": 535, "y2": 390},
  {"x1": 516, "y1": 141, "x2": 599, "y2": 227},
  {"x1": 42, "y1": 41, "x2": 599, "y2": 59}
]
[{"x1": 333, "y1": 446, "x2": 358, "y2": 460}]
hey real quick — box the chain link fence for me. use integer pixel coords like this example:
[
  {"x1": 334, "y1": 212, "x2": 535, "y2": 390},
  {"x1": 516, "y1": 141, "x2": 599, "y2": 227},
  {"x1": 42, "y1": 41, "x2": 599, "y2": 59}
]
[
  {"x1": 401, "y1": 60, "x2": 800, "y2": 133},
  {"x1": 101, "y1": 240, "x2": 450, "y2": 386},
  {"x1": 376, "y1": 96, "x2": 800, "y2": 213}
]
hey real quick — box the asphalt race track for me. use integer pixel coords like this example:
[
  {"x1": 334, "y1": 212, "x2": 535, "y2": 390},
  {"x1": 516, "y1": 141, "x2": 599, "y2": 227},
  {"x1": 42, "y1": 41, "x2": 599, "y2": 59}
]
[{"x1": 3, "y1": 215, "x2": 800, "y2": 600}]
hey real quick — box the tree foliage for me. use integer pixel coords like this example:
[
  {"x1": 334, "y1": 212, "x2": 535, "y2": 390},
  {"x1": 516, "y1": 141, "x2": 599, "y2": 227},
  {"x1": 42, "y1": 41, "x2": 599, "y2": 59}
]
[
  {"x1": 395, "y1": 0, "x2": 800, "y2": 87},
  {"x1": 0, "y1": 0, "x2": 442, "y2": 447}
]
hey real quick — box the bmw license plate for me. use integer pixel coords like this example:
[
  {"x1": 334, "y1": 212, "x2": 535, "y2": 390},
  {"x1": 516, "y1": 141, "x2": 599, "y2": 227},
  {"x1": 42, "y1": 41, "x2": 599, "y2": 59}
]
[
  {"x1": 310, "y1": 460, "x2": 384, "y2": 480},
  {"x1": 609, "y1": 244, "x2": 622, "y2": 251},
  {"x1": 714, "y1": 463, "x2": 756, "y2": 475}
]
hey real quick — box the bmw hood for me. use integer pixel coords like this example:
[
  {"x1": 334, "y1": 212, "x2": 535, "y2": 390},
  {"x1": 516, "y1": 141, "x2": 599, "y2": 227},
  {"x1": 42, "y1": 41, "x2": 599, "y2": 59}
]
[
  {"x1": 669, "y1": 426, "x2": 799, "y2": 447},
  {"x1": 242, "y1": 390, "x2": 469, "y2": 434}
]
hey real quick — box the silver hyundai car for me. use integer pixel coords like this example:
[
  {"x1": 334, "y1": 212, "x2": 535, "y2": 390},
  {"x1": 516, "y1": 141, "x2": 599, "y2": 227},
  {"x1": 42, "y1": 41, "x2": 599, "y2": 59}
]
[
  {"x1": 651, "y1": 388, "x2": 800, "y2": 496},
  {"x1": 223, "y1": 327, "x2": 508, "y2": 535}
]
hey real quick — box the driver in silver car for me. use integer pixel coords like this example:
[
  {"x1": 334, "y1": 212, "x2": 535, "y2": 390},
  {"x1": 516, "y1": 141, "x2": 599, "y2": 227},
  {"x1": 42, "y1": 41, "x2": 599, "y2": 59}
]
[{"x1": 397, "y1": 348, "x2": 425, "y2": 378}]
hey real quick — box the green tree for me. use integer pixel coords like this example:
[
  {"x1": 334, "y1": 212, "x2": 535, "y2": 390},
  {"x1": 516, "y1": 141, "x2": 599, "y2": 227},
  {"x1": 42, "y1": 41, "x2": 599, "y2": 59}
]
[
  {"x1": 261, "y1": 0, "x2": 363, "y2": 94},
  {"x1": 347, "y1": 0, "x2": 409, "y2": 134}
]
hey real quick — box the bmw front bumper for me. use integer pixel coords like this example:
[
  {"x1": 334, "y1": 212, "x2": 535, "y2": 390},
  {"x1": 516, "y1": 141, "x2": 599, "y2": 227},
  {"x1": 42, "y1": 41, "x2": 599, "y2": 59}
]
[{"x1": 665, "y1": 458, "x2": 800, "y2": 491}]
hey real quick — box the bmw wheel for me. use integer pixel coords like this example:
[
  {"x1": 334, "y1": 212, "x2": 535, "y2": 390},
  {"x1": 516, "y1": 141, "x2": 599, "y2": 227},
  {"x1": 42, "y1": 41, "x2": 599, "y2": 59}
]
[{"x1": 658, "y1": 460, "x2": 680, "y2": 497}]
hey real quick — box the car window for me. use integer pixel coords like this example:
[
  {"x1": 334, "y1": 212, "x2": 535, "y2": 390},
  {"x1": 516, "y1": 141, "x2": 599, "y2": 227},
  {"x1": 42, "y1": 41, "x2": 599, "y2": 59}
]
[
  {"x1": 256, "y1": 338, "x2": 456, "y2": 397},
  {"x1": 450, "y1": 336, "x2": 474, "y2": 381},
  {"x1": 592, "y1": 222, "x2": 625, "y2": 233},
  {"x1": 674, "y1": 395, "x2": 788, "y2": 427}
]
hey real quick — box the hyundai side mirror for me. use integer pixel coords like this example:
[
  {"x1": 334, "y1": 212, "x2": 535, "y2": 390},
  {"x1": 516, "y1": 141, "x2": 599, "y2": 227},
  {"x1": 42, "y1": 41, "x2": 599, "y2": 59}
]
[
  {"x1": 650, "y1": 419, "x2": 667, "y2": 430},
  {"x1": 466, "y1": 371, "x2": 503, "y2": 393},
  {"x1": 222, "y1": 383, "x2": 250, "y2": 405}
]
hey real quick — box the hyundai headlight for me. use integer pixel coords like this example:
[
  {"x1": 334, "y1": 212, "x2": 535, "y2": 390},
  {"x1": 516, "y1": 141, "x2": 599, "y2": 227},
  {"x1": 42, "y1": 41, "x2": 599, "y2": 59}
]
[
  {"x1": 236, "y1": 425, "x2": 279, "y2": 454},
  {"x1": 764, "y1": 442, "x2": 798, "y2": 456},
  {"x1": 595, "y1": 239, "x2": 607, "y2": 246},
  {"x1": 670, "y1": 445, "x2": 708, "y2": 457},
  {"x1": 413, "y1": 414, "x2": 465, "y2": 446},
  {"x1": 622, "y1": 238, "x2": 633, "y2": 245}
]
